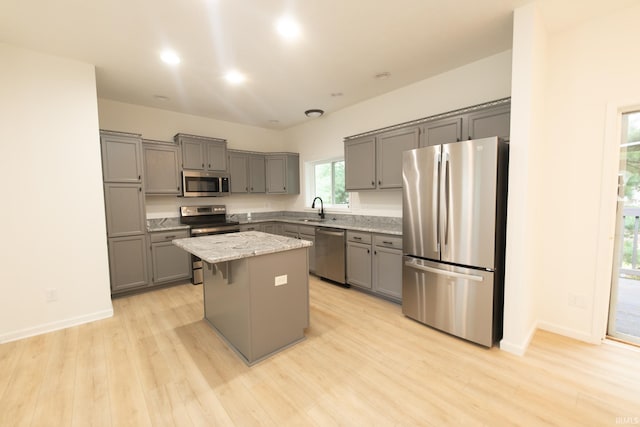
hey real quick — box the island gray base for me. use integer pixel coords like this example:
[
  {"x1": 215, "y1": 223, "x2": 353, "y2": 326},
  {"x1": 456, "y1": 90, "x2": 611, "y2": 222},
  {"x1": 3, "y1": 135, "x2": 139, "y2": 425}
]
[{"x1": 202, "y1": 247, "x2": 309, "y2": 366}]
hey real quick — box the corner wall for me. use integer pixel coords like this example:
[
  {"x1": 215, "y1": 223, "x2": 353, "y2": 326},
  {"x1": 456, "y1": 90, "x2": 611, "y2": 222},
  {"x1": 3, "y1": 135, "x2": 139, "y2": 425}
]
[
  {"x1": 500, "y1": 3, "x2": 547, "y2": 355},
  {"x1": 536, "y1": 2, "x2": 640, "y2": 343},
  {"x1": 0, "y1": 44, "x2": 112, "y2": 342}
]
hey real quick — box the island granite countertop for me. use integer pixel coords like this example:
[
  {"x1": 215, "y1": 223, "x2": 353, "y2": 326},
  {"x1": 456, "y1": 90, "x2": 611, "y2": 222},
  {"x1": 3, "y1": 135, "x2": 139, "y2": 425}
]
[{"x1": 173, "y1": 231, "x2": 312, "y2": 264}]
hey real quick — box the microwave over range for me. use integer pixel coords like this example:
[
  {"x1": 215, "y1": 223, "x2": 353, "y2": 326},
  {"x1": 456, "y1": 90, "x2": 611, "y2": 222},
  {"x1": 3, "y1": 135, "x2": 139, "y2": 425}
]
[{"x1": 182, "y1": 170, "x2": 230, "y2": 197}]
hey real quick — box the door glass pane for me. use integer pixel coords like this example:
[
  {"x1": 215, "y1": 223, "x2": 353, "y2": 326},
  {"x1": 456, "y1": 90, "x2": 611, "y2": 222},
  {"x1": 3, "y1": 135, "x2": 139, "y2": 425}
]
[{"x1": 610, "y1": 111, "x2": 640, "y2": 344}]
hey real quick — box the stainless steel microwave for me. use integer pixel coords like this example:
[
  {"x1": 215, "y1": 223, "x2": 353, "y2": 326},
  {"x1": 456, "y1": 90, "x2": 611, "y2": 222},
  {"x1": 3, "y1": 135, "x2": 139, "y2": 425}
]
[{"x1": 182, "y1": 170, "x2": 230, "y2": 197}]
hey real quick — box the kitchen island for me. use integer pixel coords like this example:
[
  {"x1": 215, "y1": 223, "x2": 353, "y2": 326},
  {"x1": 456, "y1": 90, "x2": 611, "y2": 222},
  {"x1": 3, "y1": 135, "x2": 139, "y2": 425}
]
[{"x1": 173, "y1": 231, "x2": 312, "y2": 365}]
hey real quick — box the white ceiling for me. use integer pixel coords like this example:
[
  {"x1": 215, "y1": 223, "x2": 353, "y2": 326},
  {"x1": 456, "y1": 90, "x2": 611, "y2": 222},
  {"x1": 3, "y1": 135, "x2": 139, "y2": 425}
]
[{"x1": 0, "y1": 0, "x2": 634, "y2": 129}]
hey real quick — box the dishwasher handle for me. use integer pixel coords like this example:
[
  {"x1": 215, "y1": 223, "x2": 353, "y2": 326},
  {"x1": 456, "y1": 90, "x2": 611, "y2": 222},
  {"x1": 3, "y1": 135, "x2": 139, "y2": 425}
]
[{"x1": 316, "y1": 228, "x2": 345, "y2": 237}]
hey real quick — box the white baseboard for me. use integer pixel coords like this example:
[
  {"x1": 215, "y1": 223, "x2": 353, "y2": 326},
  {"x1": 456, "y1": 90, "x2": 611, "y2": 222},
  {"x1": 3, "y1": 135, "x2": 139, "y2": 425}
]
[
  {"x1": 499, "y1": 321, "x2": 538, "y2": 356},
  {"x1": 0, "y1": 308, "x2": 114, "y2": 344},
  {"x1": 537, "y1": 321, "x2": 599, "y2": 344}
]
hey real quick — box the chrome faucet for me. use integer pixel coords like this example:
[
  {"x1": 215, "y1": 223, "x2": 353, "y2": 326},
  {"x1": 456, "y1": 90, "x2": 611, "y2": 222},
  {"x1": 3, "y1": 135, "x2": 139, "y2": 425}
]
[{"x1": 311, "y1": 197, "x2": 325, "y2": 219}]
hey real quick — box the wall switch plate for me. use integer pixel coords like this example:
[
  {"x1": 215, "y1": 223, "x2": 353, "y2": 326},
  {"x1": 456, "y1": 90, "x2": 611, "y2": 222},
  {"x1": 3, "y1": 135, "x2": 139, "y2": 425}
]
[
  {"x1": 275, "y1": 275, "x2": 287, "y2": 286},
  {"x1": 45, "y1": 288, "x2": 58, "y2": 302}
]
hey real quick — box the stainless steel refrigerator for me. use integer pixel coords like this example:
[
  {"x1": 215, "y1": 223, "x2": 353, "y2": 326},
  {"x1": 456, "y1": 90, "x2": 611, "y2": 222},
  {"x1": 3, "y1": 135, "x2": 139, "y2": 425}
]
[{"x1": 402, "y1": 137, "x2": 508, "y2": 347}]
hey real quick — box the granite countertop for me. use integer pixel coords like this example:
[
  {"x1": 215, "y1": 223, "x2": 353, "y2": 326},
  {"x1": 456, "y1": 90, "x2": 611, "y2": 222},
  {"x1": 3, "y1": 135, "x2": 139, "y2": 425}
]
[
  {"x1": 173, "y1": 231, "x2": 312, "y2": 264},
  {"x1": 242, "y1": 217, "x2": 402, "y2": 236},
  {"x1": 147, "y1": 217, "x2": 190, "y2": 232}
]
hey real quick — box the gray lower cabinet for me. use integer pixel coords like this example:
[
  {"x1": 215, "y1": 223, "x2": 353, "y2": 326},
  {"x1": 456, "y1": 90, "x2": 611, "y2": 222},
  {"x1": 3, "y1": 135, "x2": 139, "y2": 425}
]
[
  {"x1": 346, "y1": 231, "x2": 402, "y2": 302},
  {"x1": 149, "y1": 230, "x2": 191, "y2": 284},
  {"x1": 142, "y1": 140, "x2": 181, "y2": 195},
  {"x1": 108, "y1": 235, "x2": 149, "y2": 293},
  {"x1": 372, "y1": 234, "x2": 403, "y2": 301},
  {"x1": 266, "y1": 154, "x2": 300, "y2": 194},
  {"x1": 100, "y1": 131, "x2": 143, "y2": 183},
  {"x1": 240, "y1": 223, "x2": 264, "y2": 232},
  {"x1": 298, "y1": 226, "x2": 316, "y2": 274},
  {"x1": 346, "y1": 231, "x2": 372, "y2": 289}
]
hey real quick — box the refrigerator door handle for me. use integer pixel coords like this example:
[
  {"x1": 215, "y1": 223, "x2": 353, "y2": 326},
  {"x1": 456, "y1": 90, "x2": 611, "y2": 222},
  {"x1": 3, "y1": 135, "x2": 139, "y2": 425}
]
[
  {"x1": 434, "y1": 151, "x2": 441, "y2": 252},
  {"x1": 443, "y1": 152, "x2": 450, "y2": 247},
  {"x1": 404, "y1": 260, "x2": 484, "y2": 282}
]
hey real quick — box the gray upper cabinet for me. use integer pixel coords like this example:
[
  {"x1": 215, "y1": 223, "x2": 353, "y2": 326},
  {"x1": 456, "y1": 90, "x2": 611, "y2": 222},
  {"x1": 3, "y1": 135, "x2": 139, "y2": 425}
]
[
  {"x1": 465, "y1": 104, "x2": 511, "y2": 140},
  {"x1": 228, "y1": 150, "x2": 266, "y2": 193},
  {"x1": 249, "y1": 154, "x2": 266, "y2": 193},
  {"x1": 266, "y1": 153, "x2": 299, "y2": 194},
  {"x1": 143, "y1": 140, "x2": 181, "y2": 195},
  {"x1": 376, "y1": 126, "x2": 419, "y2": 189},
  {"x1": 175, "y1": 133, "x2": 228, "y2": 171},
  {"x1": 103, "y1": 183, "x2": 146, "y2": 237},
  {"x1": 100, "y1": 131, "x2": 143, "y2": 183},
  {"x1": 345, "y1": 135, "x2": 376, "y2": 191},
  {"x1": 345, "y1": 127, "x2": 418, "y2": 191},
  {"x1": 420, "y1": 117, "x2": 463, "y2": 147},
  {"x1": 228, "y1": 151, "x2": 249, "y2": 192}
]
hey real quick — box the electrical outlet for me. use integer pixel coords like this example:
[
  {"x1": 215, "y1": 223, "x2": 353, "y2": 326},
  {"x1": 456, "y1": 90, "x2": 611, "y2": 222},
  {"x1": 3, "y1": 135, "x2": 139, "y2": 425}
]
[
  {"x1": 568, "y1": 293, "x2": 586, "y2": 309},
  {"x1": 275, "y1": 275, "x2": 287, "y2": 286},
  {"x1": 45, "y1": 288, "x2": 58, "y2": 302}
]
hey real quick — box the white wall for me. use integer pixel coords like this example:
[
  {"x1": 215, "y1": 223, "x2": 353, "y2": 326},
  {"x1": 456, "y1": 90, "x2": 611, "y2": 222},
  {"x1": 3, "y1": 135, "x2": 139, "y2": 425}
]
[
  {"x1": 500, "y1": 3, "x2": 548, "y2": 355},
  {"x1": 283, "y1": 50, "x2": 513, "y2": 215},
  {"x1": 535, "y1": 2, "x2": 640, "y2": 343},
  {"x1": 98, "y1": 99, "x2": 291, "y2": 217},
  {"x1": 0, "y1": 44, "x2": 112, "y2": 342}
]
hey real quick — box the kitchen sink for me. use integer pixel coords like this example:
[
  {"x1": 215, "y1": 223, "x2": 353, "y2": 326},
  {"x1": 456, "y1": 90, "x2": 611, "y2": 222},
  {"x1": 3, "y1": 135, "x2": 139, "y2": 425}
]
[{"x1": 295, "y1": 218, "x2": 324, "y2": 223}]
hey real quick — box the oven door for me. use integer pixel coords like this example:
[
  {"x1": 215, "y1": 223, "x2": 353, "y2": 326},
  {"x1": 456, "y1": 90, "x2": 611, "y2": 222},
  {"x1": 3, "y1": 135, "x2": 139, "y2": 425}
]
[{"x1": 182, "y1": 171, "x2": 226, "y2": 197}]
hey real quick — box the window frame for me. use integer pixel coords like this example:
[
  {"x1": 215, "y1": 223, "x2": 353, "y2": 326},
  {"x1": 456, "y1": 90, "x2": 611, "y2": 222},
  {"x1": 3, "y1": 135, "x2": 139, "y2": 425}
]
[{"x1": 305, "y1": 157, "x2": 350, "y2": 211}]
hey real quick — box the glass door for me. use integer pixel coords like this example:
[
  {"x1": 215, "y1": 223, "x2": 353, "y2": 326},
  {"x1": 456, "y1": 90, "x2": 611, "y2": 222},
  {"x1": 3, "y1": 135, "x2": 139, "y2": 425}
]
[{"x1": 609, "y1": 111, "x2": 640, "y2": 345}]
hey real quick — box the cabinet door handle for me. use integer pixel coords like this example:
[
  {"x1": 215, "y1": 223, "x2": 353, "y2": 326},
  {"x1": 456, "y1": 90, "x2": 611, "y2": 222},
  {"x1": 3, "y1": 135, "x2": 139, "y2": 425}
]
[
  {"x1": 382, "y1": 240, "x2": 393, "y2": 244},
  {"x1": 374, "y1": 250, "x2": 377, "y2": 255},
  {"x1": 208, "y1": 164, "x2": 211, "y2": 168},
  {"x1": 138, "y1": 175, "x2": 141, "y2": 180},
  {"x1": 371, "y1": 181, "x2": 375, "y2": 186},
  {"x1": 367, "y1": 249, "x2": 370, "y2": 254},
  {"x1": 164, "y1": 235, "x2": 176, "y2": 240},
  {"x1": 139, "y1": 187, "x2": 142, "y2": 192},
  {"x1": 378, "y1": 180, "x2": 381, "y2": 185},
  {"x1": 353, "y1": 236, "x2": 362, "y2": 240}
]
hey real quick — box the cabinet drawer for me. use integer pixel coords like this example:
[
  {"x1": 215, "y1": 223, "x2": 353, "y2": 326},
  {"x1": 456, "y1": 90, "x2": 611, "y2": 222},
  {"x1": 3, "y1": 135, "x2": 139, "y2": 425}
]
[
  {"x1": 150, "y1": 229, "x2": 189, "y2": 243},
  {"x1": 373, "y1": 234, "x2": 402, "y2": 250},
  {"x1": 298, "y1": 225, "x2": 315, "y2": 235},
  {"x1": 347, "y1": 231, "x2": 371, "y2": 244},
  {"x1": 283, "y1": 223, "x2": 299, "y2": 233}
]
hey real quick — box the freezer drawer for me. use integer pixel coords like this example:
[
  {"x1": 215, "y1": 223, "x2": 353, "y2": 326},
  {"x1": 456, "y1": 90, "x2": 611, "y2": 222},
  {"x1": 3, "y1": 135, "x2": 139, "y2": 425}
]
[{"x1": 402, "y1": 256, "x2": 496, "y2": 347}]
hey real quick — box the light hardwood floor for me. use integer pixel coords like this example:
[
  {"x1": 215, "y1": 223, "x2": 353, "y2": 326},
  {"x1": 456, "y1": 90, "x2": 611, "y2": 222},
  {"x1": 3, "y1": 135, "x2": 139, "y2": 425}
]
[{"x1": 1, "y1": 276, "x2": 639, "y2": 426}]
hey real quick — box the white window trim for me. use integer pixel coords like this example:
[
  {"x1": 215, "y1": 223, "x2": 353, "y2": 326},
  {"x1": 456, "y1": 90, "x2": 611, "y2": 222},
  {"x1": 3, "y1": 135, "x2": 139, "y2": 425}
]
[{"x1": 305, "y1": 157, "x2": 351, "y2": 212}]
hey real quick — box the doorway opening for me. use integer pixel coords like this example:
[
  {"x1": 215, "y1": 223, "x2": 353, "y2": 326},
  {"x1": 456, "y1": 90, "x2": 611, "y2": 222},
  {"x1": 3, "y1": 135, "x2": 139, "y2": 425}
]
[{"x1": 609, "y1": 110, "x2": 640, "y2": 345}]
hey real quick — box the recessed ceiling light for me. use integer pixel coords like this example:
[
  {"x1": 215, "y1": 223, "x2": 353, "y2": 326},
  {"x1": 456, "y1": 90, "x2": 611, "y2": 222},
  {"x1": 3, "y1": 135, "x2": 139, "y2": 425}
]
[
  {"x1": 276, "y1": 16, "x2": 301, "y2": 40},
  {"x1": 304, "y1": 109, "x2": 324, "y2": 118},
  {"x1": 160, "y1": 50, "x2": 180, "y2": 65},
  {"x1": 269, "y1": 119, "x2": 280, "y2": 124},
  {"x1": 374, "y1": 72, "x2": 391, "y2": 80},
  {"x1": 153, "y1": 94, "x2": 170, "y2": 101},
  {"x1": 224, "y1": 70, "x2": 246, "y2": 85},
  {"x1": 331, "y1": 92, "x2": 344, "y2": 97}
]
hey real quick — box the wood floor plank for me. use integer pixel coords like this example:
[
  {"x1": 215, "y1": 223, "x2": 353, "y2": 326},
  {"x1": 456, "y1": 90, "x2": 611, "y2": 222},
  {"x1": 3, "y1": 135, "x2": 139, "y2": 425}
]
[{"x1": 1, "y1": 277, "x2": 639, "y2": 426}]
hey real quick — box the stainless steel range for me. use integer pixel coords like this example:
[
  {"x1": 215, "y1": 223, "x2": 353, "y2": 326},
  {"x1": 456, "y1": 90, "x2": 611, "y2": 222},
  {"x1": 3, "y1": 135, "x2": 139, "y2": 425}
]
[{"x1": 179, "y1": 205, "x2": 240, "y2": 284}]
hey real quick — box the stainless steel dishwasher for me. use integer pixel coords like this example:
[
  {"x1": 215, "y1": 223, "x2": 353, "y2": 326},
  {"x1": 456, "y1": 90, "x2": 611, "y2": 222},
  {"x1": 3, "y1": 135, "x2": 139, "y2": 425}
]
[{"x1": 315, "y1": 227, "x2": 346, "y2": 285}]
